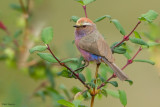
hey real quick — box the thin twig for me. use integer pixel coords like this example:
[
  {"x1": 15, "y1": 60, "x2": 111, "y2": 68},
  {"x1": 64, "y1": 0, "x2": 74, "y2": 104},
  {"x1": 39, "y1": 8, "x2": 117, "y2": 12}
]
[
  {"x1": 97, "y1": 46, "x2": 143, "y2": 89},
  {"x1": 83, "y1": 5, "x2": 88, "y2": 18},
  {"x1": 113, "y1": 21, "x2": 141, "y2": 49},
  {"x1": 46, "y1": 44, "x2": 90, "y2": 89},
  {"x1": 19, "y1": 0, "x2": 26, "y2": 13}
]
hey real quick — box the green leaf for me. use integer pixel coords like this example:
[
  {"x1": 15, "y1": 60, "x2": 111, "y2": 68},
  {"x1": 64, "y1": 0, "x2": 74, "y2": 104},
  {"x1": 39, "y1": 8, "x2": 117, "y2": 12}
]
[
  {"x1": 134, "y1": 31, "x2": 141, "y2": 39},
  {"x1": 57, "y1": 99, "x2": 75, "y2": 107},
  {"x1": 147, "y1": 41, "x2": 160, "y2": 47},
  {"x1": 134, "y1": 59, "x2": 155, "y2": 65},
  {"x1": 113, "y1": 47, "x2": 126, "y2": 54},
  {"x1": 125, "y1": 80, "x2": 133, "y2": 85},
  {"x1": 129, "y1": 37, "x2": 149, "y2": 46},
  {"x1": 71, "y1": 86, "x2": 82, "y2": 94},
  {"x1": 62, "y1": 58, "x2": 79, "y2": 63},
  {"x1": 124, "y1": 52, "x2": 131, "y2": 59},
  {"x1": 79, "y1": 73, "x2": 86, "y2": 82},
  {"x1": 10, "y1": 4, "x2": 22, "y2": 12},
  {"x1": 35, "y1": 91, "x2": 46, "y2": 101},
  {"x1": 94, "y1": 15, "x2": 111, "y2": 22},
  {"x1": 37, "y1": 53, "x2": 57, "y2": 63},
  {"x1": 111, "y1": 19, "x2": 126, "y2": 35},
  {"x1": 46, "y1": 68, "x2": 55, "y2": 87},
  {"x1": 101, "y1": 89, "x2": 108, "y2": 97},
  {"x1": 100, "y1": 64, "x2": 107, "y2": 79},
  {"x1": 75, "y1": 0, "x2": 84, "y2": 5},
  {"x1": 29, "y1": 45, "x2": 47, "y2": 53},
  {"x1": 14, "y1": 30, "x2": 22, "y2": 38},
  {"x1": 119, "y1": 90, "x2": 127, "y2": 106},
  {"x1": 87, "y1": 82, "x2": 95, "y2": 88},
  {"x1": 107, "y1": 81, "x2": 118, "y2": 87},
  {"x1": 83, "y1": 0, "x2": 96, "y2": 5},
  {"x1": 139, "y1": 10, "x2": 158, "y2": 23},
  {"x1": 58, "y1": 70, "x2": 72, "y2": 78},
  {"x1": 86, "y1": 68, "x2": 92, "y2": 82},
  {"x1": 41, "y1": 27, "x2": 53, "y2": 44},
  {"x1": 106, "y1": 89, "x2": 119, "y2": 98},
  {"x1": 71, "y1": 16, "x2": 80, "y2": 22}
]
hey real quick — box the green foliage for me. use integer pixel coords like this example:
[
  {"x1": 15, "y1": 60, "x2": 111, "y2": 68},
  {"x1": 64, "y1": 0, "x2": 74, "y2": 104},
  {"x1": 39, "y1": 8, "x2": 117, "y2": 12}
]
[
  {"x1": 119, "y1": 90, "x2": 127, "y2": 106},
  {"x1": 71, "y1": 16, "x2": 80, "y2": 22},
  {"x1": 86, "y1": 68, "x2": 92, "y2": 82},
  {"x1": 41, "y1": 27, "x2": 53, "y2": 44},
  {"x1": 106, "y1": 89, "x2": 119, "y2": 98},
  {"x1": 37, "y1": 53, "x2": 57, "y2": 63},
  {"x1": 125, "y1": 80, "x2": 133, "y2": 85},
  {"x1": 129, "y1": 37, "x2": 149, "y2": 46},
  {"x1": 29, "y1": 45, "x2": 47, "y2": 53},
  {"x1": 113, "y1": 47, "x2": 126, "y2": 54},
  {"x1": 75, "y1": 0, "x2": 96, "y2": 5},
  {"x1": 134, "y1": 31, "x2": 141, "y2": 39},
  {"x1": 139, "y1": 10, "x2": 158, "y2": 23},
  {"x1": 10, "y1": 4, "x2": 22, "y2": 12},
  {"x1": 134, "y1": 59, "x2": 155, "y2": 65},
  {"x1": 107, "y1": 81, "x2": 118, "y2": 87},
  {"x1": 94, "y1": 15, "x2": 111, "y2": 22},
  {"x1": 111, "y1": 19, "x2": 126, "y2": 35},
  {"x1": 79, "y1": 73, "x2": 86, "y2": 82},
  {"x1": 58, "y1": 99, "x2": 75, "y2": 107}
]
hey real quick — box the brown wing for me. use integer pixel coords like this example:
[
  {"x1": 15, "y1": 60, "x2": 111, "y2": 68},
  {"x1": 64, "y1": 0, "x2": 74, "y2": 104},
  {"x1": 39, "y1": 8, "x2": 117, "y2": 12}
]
[{"x1": 78, "y1": 30, "x2": 114, "y2": 62}]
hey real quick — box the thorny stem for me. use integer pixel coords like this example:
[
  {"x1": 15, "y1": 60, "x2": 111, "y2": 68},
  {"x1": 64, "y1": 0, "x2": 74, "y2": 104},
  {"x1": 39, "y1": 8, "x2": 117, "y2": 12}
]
[
  {"x1": 97, "y1": 46, "x2": 143, "y2": 89},
  {"x1": 46, "y1": 44, "x2": 90, "y2": 89},
  {"x1": 113, "y1": 21, "x2": 141, "y2": 49},
  {"x1": 83, "y1": 5, "x2": 88, "y2": 18}
]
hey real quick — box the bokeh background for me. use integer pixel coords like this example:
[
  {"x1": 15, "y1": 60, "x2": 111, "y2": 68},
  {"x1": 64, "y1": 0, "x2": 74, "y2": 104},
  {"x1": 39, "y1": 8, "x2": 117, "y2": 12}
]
[{"x1": 0, "y1": 0, "x2": 160, "y2": 107}]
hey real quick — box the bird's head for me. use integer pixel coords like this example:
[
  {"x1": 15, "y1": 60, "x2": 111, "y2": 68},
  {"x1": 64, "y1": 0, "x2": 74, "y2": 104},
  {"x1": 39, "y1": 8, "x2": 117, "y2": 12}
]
[{"x1": 74, "y1": 17, "x2": 96, "y2": 35}]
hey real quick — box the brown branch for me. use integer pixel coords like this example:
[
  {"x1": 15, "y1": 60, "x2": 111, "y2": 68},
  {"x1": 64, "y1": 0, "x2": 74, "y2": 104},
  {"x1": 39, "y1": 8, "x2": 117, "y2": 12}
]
[
  {"x1": 97, "y1": 46, "x2": 143, "y2": 89},
  {"x1": 19, "y1": 0, "x2": 26, "y2": 13},
  {"x1": 46, "y1": 44, "x2": 90, "y2": 89},
  {"x1": 113, "y1": 21, "x2": 141, "y2": 49}
]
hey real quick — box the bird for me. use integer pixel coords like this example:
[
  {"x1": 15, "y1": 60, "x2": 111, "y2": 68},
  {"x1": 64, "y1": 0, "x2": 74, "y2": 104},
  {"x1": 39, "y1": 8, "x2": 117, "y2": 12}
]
[{"x1": 74, "y1": 17, "x2": 128, "y2": 81}]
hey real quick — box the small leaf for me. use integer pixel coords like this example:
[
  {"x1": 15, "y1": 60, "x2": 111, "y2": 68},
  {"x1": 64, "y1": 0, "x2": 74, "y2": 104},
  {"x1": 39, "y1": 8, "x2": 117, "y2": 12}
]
[
  {"x1": 124, "y1": 52, "x2": 131, "y2": 59},
  {"x1": 101, "y1": 89, "x2": 108, "y2": 97},
  {"x1": 125, "y1": 80, "x2": 133, "y2": 85},
  {"x1": 62, "y1": 58, "x2": 79, "y2": 63},
  {"x1": 107, "y1": 81, "x2": 118, "y2": 87},
  {"x1": 94, "y1": 15, "x2": 111, "y2": 22},
  {"x1": 79, "y1": 73, "x2": 86, "y2": 82},
  {"x1": 147, "y1": 41, "x2": 160, "y2": 47},
  {"x1": 75, "y1": 0, "x2": 84, "y2": 5},
  {"x1": 139, "y1": 10, "x2": 158, "y2": 23},
  {"x1": 134, "y1": 31, "x2": 141, "y2": 39},
  {"x1": 58, "y1": 70, "x2": 72, "y2": 78},
  {"x1": 57, "y1": 99, "x2": 75, "y2": 107},
  {"x1": 111, "y1": 19, "x2": 126, "y2": 35},
  {"x1": 83, "y1": 0, "x2": 96, "y2": 5},
  {"x1": 86, "y1": 68, "x2": 92, "y2": 82},
  {"x1": 71, "y1": 16, "x2": 80, "y2": 22},
  {"x1": 119, "y1": 90, "x2": 127, "y2": 106},
  {"x1": 29, "y1": 45, "x2": 47, "y2": 53},
  {"x1": 113, "y1": 47, "x2": 126, "y2": 54},
  {"x1": 134, "y1": 59, "x2": 155, "y2": 65},
  {"x1": 87, "y1": 82, "x2": 95, "y2": 88},
  {"x1": 129, "y1": 37, "x2": 149, "y2": 46},
  {"x1": 71, "y1": 86, "x2": 82, "y2": 94},
  {"x1": 10, "y1": 4, "x2": 22, "y2": 12},
  {"x1": 106, "y1": 89, "x2": 119, "y2": 98},
  {"x1": 37, "y1": 53, "x2": 57, "y2": 63},
  {"x1": 41, "y1": 27, "x2": 53, "y2": 44},
  {"x1": 14, "y1": 30, "x2": 22, "y2": 38}
]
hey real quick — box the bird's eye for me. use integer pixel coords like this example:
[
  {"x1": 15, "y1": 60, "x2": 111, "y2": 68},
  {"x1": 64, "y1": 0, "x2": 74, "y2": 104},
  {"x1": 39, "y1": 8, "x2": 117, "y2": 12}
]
[{"x1": 82, "y1": 25, "x2": 86, "y2": 28}]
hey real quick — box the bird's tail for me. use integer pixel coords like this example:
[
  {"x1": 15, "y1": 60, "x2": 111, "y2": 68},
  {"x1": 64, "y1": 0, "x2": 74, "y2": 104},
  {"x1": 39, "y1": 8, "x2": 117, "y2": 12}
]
[{"x1": 102, "y1": 58, "x2": 128, "y2": 81}]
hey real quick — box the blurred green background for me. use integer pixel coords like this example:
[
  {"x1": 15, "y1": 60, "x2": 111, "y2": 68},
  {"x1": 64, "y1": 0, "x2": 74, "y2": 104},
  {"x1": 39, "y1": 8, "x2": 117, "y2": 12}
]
[{"x1": 0, "y1": 0, "x2": 160, "y2": 107}]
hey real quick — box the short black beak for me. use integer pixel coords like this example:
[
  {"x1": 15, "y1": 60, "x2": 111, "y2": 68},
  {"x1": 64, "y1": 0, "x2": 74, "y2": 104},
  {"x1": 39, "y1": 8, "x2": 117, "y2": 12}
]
[{"x1": 73, "y1": 25, "x2": 80, "y2": 28}]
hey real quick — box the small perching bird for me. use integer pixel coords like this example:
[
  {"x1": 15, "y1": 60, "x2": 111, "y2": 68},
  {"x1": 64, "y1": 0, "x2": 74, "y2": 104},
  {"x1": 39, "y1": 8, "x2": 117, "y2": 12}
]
[{"x1": 74, "y1": 17, "x2": 128, "y2": 81}]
